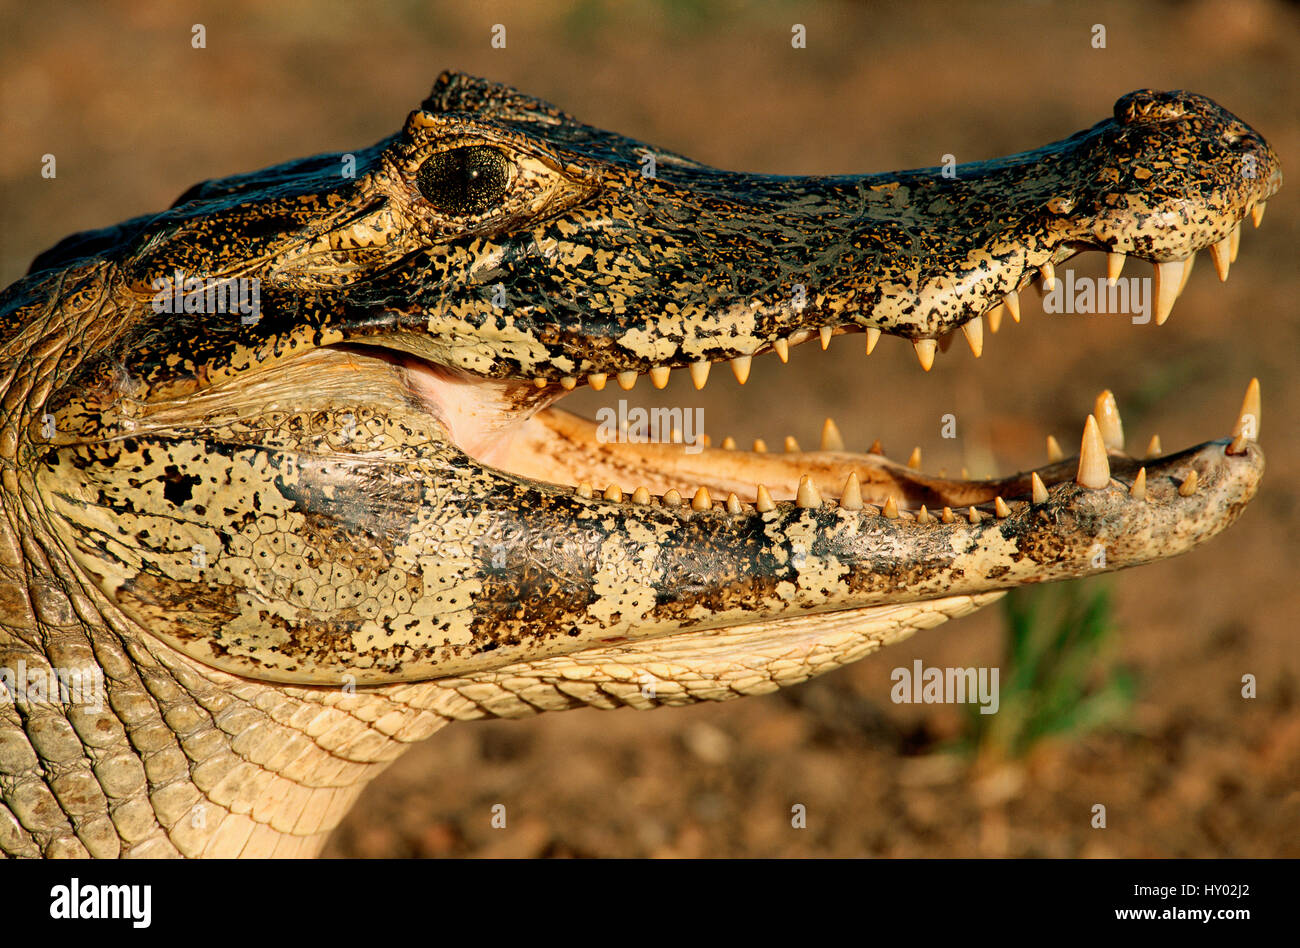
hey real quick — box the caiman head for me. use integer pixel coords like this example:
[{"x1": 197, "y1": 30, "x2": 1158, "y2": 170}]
[{"x1": 0, "y1": 73, "x2": 1280, "y2": 856}]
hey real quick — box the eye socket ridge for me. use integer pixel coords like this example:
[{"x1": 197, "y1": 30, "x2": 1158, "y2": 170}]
[{"x1": 416, "y1": 145, "x2": 514, "y2": 217}]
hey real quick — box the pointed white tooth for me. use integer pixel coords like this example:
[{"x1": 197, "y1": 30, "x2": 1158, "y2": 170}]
[
  {"x1": 1145, "y1": 434, "x2": 1163, "y2": 458},
  {"x1": 839, "y1": 473, "x2": 863, "y2": 510},
  {"x1": 820, "y1": 418, "x2": 845, "y2": 452},
  {"x1": 533, "y1": 377, "x2": 549, "y2": 388},
  {"x1": 617, "y1": 370, "x2": 639, "y2": 390},
  {"x1": 755, "y1": 484, "x2": 776, "y2": 512},
  {"x1": 691, "y1": 486, "x2": 713, "y2": 511},
  {"x1": 632, "y1": 487, "x2": 651, "y2": 505},
  {"x1": 914, "y1": 339, "x2": 937, "y2": 371},
  {"x1": 1076, "y1": 414, "x2": 1111, "y2": 489},
  {"x1": 994, "y1": 496, "x2": 1011, "y2": 518},
  {"x1": 962, "y1": 317, "x2": 984, "y2": 357},
  {"x1": 1251, "y1": 202, "x2": 1265, "y2": 227},
  {"x1": 986, "y1": 303, "x2": 1004, "y2": 334},
  {"x1": 649, "y1": 366, "x2": 671, "y2": 389},
  {"x1": 1031, "y1": 471, "x2": 1049, "y2": 504},
  {"x1": 868, "y1": 439, "x2": 885, "y2": 456},
  {"x1": 1178, "y1": 471, "x2": 1199, "y2": 496},
  {"x1": 967, "y1": 506, "x2": 981, "y2": 524},
  {"x1": 720, "y1": 436, "x2": 737, "y2": 450},
  {"x1": 731, "y1": 355, "x2": 752, "y2": 384},
  {"x1": 1229, "y1": 222, "x2": 1242, "y2": 263},
  {"x1": 560, "y1": 376, "x2": 577, "y2": 390},
  {"x1": 784, "y1": 435, "x2": 801, "y2": 453},
  {"x1": 752, "y1": 438, "x2": 768, "y2": 453},
  {"x1": 588, "y1": 373, "x2": 607, "y2": 391},
  {"x1": 1227, "y1": 433, "x2": 1249, "y2": 455},
  {"x1": 689, "y1": 360, "x2": 711, "y2": 389},
  {"x1": 1040, "y1": 261, "x2": 1056, "y2": 292},
  {"x1": 1046, "y1": 435, "x2": 1064, "y2": 463},
  {"x1": 1094, "y1": 389, "x2": 1125, "y2": 451},
  {"x1": 603, "y1": 484, "x2": 624, "y2": 502},
  {"x1": 1179, "y1": 252, "x2": 1196, "y2": 293},
  {"x1": 1003, "y1": 290, "x2": 1020, "y2": 322},
  {"x1": 1209, "y1": 235, "x2": 1231, "y2": 282},
  {"x1": 1152, "y1": 261, "x2": 1184, "y2": 326},
  {"x1": 882, "y1": 497, "x2": 899, "y2": 519},
  {"x1": 917, "y1": 505, "x2": 933, "y2": 524},
  {"x1": 1106, "y1": 251, "x2": 1126, "y2": 286},
  {"x1": 773, "y1": 338, "x2": 790, "y2": 362},
  {"x1": 662, "y1": 488, "x2": 682, "y2": 507},
  {"x1": 796, "y1": 475, "x2": 822, "y2": 509},
  {"x1": 906, "y1": 446, "x2": 922, "y2": 470},
  {"x1": 1231, "y1": 377, "x2": 1260, "y2": 441},
  {"x1": 1130, "y1": 467, "x2": 1146, "y2": 500},
  {"x1": 865, "y1": 327, "x2": 881, "y2": 354},
  {"x1": 576, "y1": 481, "x2": 594, "y2": 499},
  {"x1": 819, "y1": 326, "x2": 833, "y2": 349},
  {"x1": 726, "y1": 493, "x2": 743, "y2": 515},
  {"x1": 941, "y1": 506, "x2": 956, "y2": 524}
]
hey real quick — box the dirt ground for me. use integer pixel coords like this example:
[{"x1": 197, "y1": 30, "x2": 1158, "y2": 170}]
[{"x1": 2, "y1": 0, "x2": 1296, "y2": 857}]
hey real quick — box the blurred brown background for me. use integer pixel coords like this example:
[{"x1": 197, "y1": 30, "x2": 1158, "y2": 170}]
[{"x1": 2, "y1": 0, "x2": 1296, "y2": 856}]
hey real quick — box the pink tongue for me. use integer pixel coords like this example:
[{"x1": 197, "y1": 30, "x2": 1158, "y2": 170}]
[{"x1": 401, "y1": 357, "x2": 557, "y2": 467}]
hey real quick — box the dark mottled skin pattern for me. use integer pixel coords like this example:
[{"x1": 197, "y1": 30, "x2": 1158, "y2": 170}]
[{"x1": 0, "y1": 74, "x2": 1278, "y2": 855}]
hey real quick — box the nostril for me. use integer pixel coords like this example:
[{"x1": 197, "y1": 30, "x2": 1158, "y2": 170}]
[{"x1": 1114, "y1": 89, "x2": 1194, "y2": 125}]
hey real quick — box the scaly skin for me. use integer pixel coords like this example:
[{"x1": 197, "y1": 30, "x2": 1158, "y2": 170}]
[{"x1": 0, "y1": 74, "x2": 1280, "y2": 856}]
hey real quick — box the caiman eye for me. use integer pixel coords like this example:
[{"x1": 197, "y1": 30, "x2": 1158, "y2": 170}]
[{"x1": 416, "y1": 145, "x2": 513, "y2": 216}]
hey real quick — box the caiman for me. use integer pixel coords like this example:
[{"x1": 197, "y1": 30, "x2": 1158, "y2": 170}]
[{"x1": 0, "y1": 73, "x2": 1280, "y2": 857}]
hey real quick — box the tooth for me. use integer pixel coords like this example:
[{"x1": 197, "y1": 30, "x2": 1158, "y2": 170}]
[
  {"x1": 941, "y1": 506, "x2": 956, "y2": 524},
  {"x1": 907, "y1": 447, "x2": 922, "y2": 470},
  {"x1": 1209, "y1": 236, "x2": 1231, "y2": 282},
  {"x1": 1231, "y1": 377, "x2": 1261, "y2": 441},
  {"x1": 604, "y1": 484, "x2": 624, "y2": 502},
  {"x1": 1094, "y1": 390, "x2": 1125, "y2": 451},
  {"x1": 820, "y1": 327, "x2": 833, "y2": 349},
  {"x1": 839, "y1": 473, "x2": 863, "y2": 510},
  {"x1": 560, "y1": 376, "x2": 577, "y2": 390},
  {"x1": 691, "y1": 486, "x2": 713, "y2": 511},
  {"x1": 721, "y1": 436, "x2": 737, "y2": 450},
  {"x1": 576, "y1": 482, "x2": 594, "y2": 499},
  {"x1": 784, "y1": 435, "x2": 801, "y2": 453},
  {"x1": 534, "y1": 378, "x2": 548, "y2": 388},
  {"x1": 1040, "y1": 261, "x2": 1056, "y2": 292},
  {"x1": 1179, "y1": 252, "x2": 1196, "y2": 294},
  {"x1": 1178, "y1": 471, "x2": 1198, "y2": 496},
  {"x1": 865, "y1": 328, "x2": 881, "y2": 354},
  {"x1": 868, "y1": 439, "x2": 885, "y2": 455},
  {"x1": 1227, "y1": 433, "x2": 1248, "y2": 455},
  {"x1": 962, "y1": 317, "x2": 984, "y2": 357},
  {"x1": 663, "y1": 488, "x2": 682, "y2": 507},
  {"x1": 649, "y1": 366, "x2": 671, "y2": 389},
  {"x1": 726, "y1": 493, "x2": 743, "y2": 515},
  {"x1": 1076, "y1": 414, "x2": 1111, "y2": 489},
  {"x1": 752, "y1": 438, "x2": 768, "y2": 453},
  {"x1": 1152, "y1": 261, "x2": 1184, "y2": 326},
  {"x1": 882, "y1": 496, "x2": 899, "y2": 519},
  {"x1": 689, "y1": 361, "x2": 711, "y2": 389},
  {"x1": 986, "y1": 304, "x2": 1004, "y2": 334},
  {"x1": 1031, "y1": 471, "x2": 1049, "y2": 504},
  {"x1": 632, "y1": 487, "x2": 651, "y2": 505},
  {"x1": 917, "y1": 505, "x2": 933, "y2": 523},
  {"x1": 1251, "y1": 202, "x2": 1265, "y2": 227},
  {"x1": 1130, "y1": 467, "x2": 1146, "y2": 500},
  {"x1": 617, "y1": 370, "x2": 639, "y2": 390},
  {"x1": 1106, "y1": 251, "x2": 1126, "y2": 286},
  {"x1": 820, "y1": 418, "x2": 845, "y2": 451},
  {"x1": 731, "y1": 355, "x2": 752, "y2": 384},
  {"x1": 588, "y1": 373, "x2": 607, "y2": 391},
  {"x1": 1145, "y1": 434, "x2": 1163, "y2": 458},
  {"x1": 994, "y1": 496, "x2": 1011, "y2": 518},
  {"x1": 1229, "y1": 222, "x2": 1241, "y2": 263},
  {"x1": 1004, "y1": 291, "x2": 1020, "y2": 323},
  {"x1": 967, "y1": 506, "x2": 981, "y2": 524},
  {"x1": 796, "y1": 475, "x2": 822, "y2": 508},
  {"x1": 755, "y1": 484, "x2": 776, "y2": 512},
  {"x1": 914, "y1": 339, "x2": 937, "y2": 371},
  {"x1": 1046, "y1": 435, "x2": 1064, "y2": 463},
  {"x1": 773, "y1": 338, "x2": 790, "y2": 363},
  {"x1": 961, "y1": 467, "x2": 969, "y2": 479}
]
